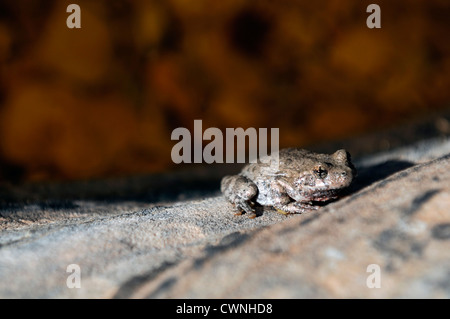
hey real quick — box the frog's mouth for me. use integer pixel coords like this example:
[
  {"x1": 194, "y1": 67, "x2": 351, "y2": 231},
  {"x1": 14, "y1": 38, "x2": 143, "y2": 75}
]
[{"x1": 309, "y1": 188, "x2": 342, "y2": 202}]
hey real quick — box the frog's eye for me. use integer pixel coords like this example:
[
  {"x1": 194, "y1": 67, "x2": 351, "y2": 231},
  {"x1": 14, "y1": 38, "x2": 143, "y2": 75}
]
[{"x1": 313, "y1": 166, "x2": 328, "y2": 179}]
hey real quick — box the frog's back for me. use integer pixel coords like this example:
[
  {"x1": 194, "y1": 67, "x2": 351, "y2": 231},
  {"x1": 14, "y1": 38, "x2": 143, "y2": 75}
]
[
  {"x1": 251, "y1": 148, "x2": 315, "y2": 169},
  {"x1": 239, "y1": 148, "x2": 304, "y2": 180}
]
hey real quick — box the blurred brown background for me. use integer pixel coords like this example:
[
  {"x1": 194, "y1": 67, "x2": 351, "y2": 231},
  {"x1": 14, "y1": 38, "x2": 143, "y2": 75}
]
[{"x1": 0, "y1": 0, "x2": 449, "y2": 182}]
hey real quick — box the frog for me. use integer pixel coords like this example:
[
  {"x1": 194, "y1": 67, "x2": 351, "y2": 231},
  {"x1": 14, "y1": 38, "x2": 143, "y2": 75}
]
[{"x1": 221, "y1": 148, "x2": 356, "y2": 218}]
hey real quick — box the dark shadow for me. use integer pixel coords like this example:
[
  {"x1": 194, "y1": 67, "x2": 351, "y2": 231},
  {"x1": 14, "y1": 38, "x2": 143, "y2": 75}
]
[
  {"x1": 0, "y1": 177, "x2": 222, "y2": 211},
  {"x1": 0, "y1": 160, "x2": 415, "y2": 210},
  {"x1": 346, "y1": 159, "x2": 415, "y2": 194},
  {"x1": 0, "y1": 163, "x2": 245, "y2": 210}
]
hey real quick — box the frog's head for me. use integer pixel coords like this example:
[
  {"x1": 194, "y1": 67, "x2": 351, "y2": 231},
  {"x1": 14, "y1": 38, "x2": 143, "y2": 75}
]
[{"x1": 294, "y1": 149, "x2": 356, "y2": 201}]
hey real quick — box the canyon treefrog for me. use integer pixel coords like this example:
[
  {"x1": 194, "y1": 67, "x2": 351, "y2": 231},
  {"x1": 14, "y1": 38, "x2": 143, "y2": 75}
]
[{"x1": 221, "y1": 148, "x2": 356, "y2": 218}]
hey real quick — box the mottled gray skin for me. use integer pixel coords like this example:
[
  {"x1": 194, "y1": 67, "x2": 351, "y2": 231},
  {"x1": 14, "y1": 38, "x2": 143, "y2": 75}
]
[{"x1": 221, "y1": 148, "x2": 356, "y2": 218}]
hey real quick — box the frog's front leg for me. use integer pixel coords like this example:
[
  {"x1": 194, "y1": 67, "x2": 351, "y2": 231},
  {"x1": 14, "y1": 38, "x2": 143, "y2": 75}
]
[
  {"x1": 264, "y1": 181, "x2": 309, "y2": 215},
  {"x1": 273, "y1": 201, "x2": 319, "y2": 215},
  {"x1": 221, "y1": 175, "x2": 258, "y2": 218},
  {"x1": 271, "y1": 179, "x2": 318, "y2": 214}
]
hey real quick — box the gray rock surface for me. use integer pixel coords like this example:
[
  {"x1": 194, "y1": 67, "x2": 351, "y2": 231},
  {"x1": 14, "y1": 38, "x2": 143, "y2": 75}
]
[{"x1": 1, "y1": 128, "x2": 450, "y2": 298}]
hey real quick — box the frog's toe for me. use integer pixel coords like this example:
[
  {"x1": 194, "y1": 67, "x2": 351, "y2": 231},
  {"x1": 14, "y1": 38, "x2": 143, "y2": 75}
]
[
  {"x1": 274, "y1": 201, "x2": 316, "y2": 214},
  {"x1": 248, "y1": 212, "x2": 257, "y2": 219},
  {"x1": 234, "y1": 201, "x2": 255, "y2": 217},
  {"x1": 240, "y1": 203, "x2": 255, "y2": 214},
  {"x1": 275, "y1": 208, "x2": 290, "y2": 215}
]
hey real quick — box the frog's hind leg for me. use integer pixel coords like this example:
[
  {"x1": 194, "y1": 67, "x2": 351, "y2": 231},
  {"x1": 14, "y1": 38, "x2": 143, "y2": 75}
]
[{"x1": 221, "y1": 175, "x2": 258, "y2": 218}]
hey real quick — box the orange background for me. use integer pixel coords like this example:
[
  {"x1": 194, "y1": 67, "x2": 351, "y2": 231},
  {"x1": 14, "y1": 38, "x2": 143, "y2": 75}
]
[{"x1": 0, "y1": 0, "x2": 449, "y2": 181}]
